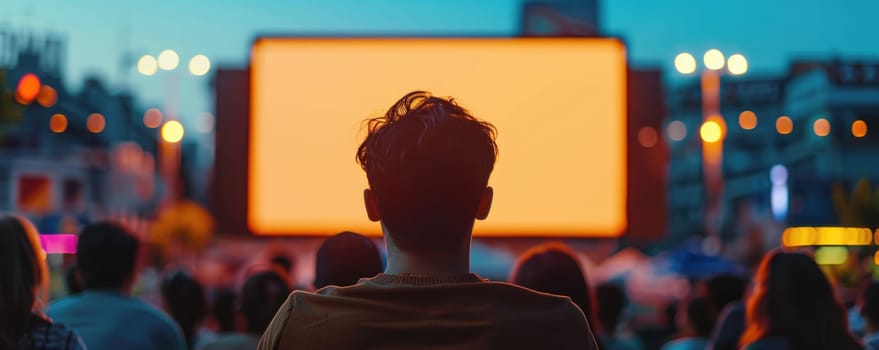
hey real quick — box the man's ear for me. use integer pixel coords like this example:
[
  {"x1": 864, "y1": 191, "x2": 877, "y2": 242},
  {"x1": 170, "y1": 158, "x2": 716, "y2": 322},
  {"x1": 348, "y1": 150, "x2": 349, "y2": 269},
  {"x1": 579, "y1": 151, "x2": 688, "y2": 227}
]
[
  {"x1": 475, "y1": 186, "x2": 493, "y2": 220},
  {"x1": 364, "y1": 189, "x2": 381, "y2": 222}
]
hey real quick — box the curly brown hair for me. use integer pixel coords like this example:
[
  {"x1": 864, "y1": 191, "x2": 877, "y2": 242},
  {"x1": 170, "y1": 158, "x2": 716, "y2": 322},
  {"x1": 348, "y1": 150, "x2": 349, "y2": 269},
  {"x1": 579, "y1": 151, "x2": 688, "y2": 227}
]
[{"x1": 356, "y1": 91, "x2": 497, "y2": 252}]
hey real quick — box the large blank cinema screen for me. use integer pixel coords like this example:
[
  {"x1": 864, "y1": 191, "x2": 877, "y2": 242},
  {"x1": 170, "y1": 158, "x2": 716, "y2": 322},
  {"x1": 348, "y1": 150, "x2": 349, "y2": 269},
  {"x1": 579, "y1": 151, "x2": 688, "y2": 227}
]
[{"x1": 250, "y1": 38, "x2": 627, "y2": 237}]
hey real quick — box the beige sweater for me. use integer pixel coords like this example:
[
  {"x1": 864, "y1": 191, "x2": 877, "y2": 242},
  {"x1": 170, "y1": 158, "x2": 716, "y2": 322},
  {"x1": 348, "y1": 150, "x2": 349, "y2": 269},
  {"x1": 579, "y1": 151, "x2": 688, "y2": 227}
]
[{"x1": 258, "y1": 273, "x2": 599, "y2": 350}]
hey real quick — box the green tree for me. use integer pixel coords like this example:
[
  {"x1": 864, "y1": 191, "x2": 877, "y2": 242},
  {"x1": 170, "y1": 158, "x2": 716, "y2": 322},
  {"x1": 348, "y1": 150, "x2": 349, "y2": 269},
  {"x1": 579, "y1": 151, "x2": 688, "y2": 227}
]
[
  {"x1": 0, "y1": 69, "x2": 24, "y2": 125},
  {"x1": 833, "y1": 179, "x2": 879, "y2": 228}
]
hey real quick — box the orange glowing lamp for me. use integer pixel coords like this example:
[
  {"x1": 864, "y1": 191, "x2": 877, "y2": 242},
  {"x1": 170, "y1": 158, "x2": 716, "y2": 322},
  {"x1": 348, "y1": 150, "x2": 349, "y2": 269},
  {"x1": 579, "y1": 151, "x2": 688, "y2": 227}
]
[{"x1": 16, "y1": 73, "x2": 41, "y2": 104}]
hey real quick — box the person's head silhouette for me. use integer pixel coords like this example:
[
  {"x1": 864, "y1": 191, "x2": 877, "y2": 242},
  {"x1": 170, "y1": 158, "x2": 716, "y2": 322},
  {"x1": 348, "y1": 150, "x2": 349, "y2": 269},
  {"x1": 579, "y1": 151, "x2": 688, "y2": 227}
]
[
  {"x1": 314, "y1": 231, "x2": 383, "y2": 289},
  {"x1": 357, "y1": 91, "x2": 497, "y2": 275},
  {"x1": 741, "y1": 250, "x2": 861, "y2": 350}
]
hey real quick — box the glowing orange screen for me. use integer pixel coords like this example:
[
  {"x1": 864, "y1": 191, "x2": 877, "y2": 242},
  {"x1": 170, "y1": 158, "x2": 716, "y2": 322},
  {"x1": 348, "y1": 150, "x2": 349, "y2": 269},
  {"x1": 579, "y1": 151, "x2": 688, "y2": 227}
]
[{"x1": 250, "y1": 38, "x2": 626, "y2": 237}]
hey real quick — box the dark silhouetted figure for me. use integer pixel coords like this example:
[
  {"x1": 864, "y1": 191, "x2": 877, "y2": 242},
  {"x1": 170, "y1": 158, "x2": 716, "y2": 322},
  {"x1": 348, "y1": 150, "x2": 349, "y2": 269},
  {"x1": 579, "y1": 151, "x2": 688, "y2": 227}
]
[
  {"x1": 740, "y1": 250, "x2": 862, "y2": 350},
  {"x1": 662, "y1": 297, "x2": 712, "y2": 350},
  {"x1": 596, "y1": 283, "x2": 644, "y2": 350},
  {"x1": 201, "y1": 272, "x2": 290, "y2": 350},
  {"x1": 210, "y1": 289, "x2": 238, "y2": 334},
  {"x1": 269, "y1": 254, "x2": 294, "y2": 285},
  {"x1": 0, "y1": 216, "x2": 86, "y2": 350},
  {"x1": 65, "y1": 264, "x2": 84, "y2": 295},
  {"x1": 258, "y1": 91, "x2": 598, "y2": 349},
  {"x1": 705, "y1": 274, "x2": 747, "y2": 350},
  {"x1": 48, "y1": 222, "x2": 186, "y2": 350},
  {"x1": 313, "y1": 231, "x2": 383, "y2": 289},
  {"x1": 162, "y1": 270, "x2": 207, "y2": 349},
  {"x1": 860, "y1": 282, "x2": 879, "y2": 349},
  {"x1": 512, "y1": 243, "x2": 599, "y2": 336}
]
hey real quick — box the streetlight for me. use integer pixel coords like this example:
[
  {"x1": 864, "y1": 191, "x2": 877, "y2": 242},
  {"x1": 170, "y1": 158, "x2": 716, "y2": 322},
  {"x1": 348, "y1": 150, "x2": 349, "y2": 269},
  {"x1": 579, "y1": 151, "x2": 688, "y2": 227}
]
[
  {"x1": 673, "y1": 48, "x2": 749, "y2": 254},
  {"x1": 188, "y1": 54, "x2": 211, "y2": 76},
  {"x1": 137, "y1": 55, "x2": 158, "y2": 76},
  {"x1": 136, "y1": 49, "x2": 211, "y2": 207},
  {"x1": 158, "y1": 49, "x2": 180, "y2": 71},
  {"x1": 674, "y1": 53, "x2": 697, "y2": 75}
]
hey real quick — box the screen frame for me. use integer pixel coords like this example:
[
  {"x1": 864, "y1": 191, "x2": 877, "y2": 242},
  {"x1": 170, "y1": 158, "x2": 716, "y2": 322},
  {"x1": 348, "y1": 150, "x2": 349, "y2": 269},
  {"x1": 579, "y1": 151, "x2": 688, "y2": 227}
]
[{"x1": 246, "y1": 36, "x2": 629, "y2": 238}]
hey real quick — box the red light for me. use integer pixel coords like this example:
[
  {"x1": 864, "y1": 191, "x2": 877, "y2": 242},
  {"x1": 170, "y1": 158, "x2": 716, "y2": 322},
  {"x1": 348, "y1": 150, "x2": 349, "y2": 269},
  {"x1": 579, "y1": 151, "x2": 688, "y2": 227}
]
[{"x1": 16, "y1": 74, "x2": 41, "y2": 104}]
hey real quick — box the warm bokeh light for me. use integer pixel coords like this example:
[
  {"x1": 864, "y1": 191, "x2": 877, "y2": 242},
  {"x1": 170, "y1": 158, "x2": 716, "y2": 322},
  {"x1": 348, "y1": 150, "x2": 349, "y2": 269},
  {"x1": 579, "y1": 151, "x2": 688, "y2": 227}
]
[
  {"x1": 49, "y1": 114, "x2": 67, "y2": 133},
  {"x1": 196, "y1": 112, "x2": 215, "y2": 133},
  {"x1": 137, "y1": 55, "x2": 158, "y2": 76},
  {"x1": 189, "y1": 54, "x2": 211, "y2": 76},
  {"x1": 815, "y1": 247, "x2": 849, "y2": 265},
  {"x1": 36, "y1": 85, "x2": 57, "y2": 107},
  {"x1": 703, "y1": 49, "x2": 725, "y2": 70},
  {"x1": 161, "y1": 120, "x2": 185, "y2": 143},
  {"x1": 874, "y1": 250, "x2": 879, "y2": 266},
  {"x1": 727, "y1": 54, "x2": 748, "y2": 75},
  {"x1": 776, "y1": 116, "x2": 793, "y2": 135},
  {"x1": 143, "y1": 108, "x2": 163, "y2": 128},
  {"x1": 637, "y1": 126, "x2": 658, "y2": 148},
  {"x1": 87, "y1": 113, "x2": 105, "y2": 133},
  {"x1": 781, "y1": 226, "x2": 873, "y2": 247},
  {"x1": 738, "y1": 110, "x2": 757, "y2": 130},
  {"x1": 852, "y1": 120, "x2": 868, "y2": 138},
  {"x1": 813, "y1": 118, "x2": 831, "y2": 137},
  {"x1": 16, "y1": 73, "x2": 41, "y2": 104},
  {"x1": 674, "y1": 52, "x2": 697, "y2": 74},
  {"x1": 700, "y1": 120, "x2": 723, "y2": 143},
  {"x1": 158, "y1": 49, "x2": 179, "y2": 71},
  {"x1": 250, "y1": 38, "x2": 627, "y2": 237},
  {"x1": 667, "y1": 121, "x2": 687, "y2": 141}
]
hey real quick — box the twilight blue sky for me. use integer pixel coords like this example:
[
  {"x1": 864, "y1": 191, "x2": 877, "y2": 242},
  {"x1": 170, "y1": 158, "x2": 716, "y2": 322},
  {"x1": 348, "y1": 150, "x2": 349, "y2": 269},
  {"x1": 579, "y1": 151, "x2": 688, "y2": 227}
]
[{"x1": 3, "y1": 0, "x2": 878, "y2": 132}]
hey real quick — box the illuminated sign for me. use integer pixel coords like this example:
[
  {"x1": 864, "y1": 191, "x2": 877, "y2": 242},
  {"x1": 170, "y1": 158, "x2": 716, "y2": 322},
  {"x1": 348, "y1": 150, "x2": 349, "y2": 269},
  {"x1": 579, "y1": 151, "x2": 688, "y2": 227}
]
[{"x1": 250, "y1": 38, "x2": 627, "y2": 237}]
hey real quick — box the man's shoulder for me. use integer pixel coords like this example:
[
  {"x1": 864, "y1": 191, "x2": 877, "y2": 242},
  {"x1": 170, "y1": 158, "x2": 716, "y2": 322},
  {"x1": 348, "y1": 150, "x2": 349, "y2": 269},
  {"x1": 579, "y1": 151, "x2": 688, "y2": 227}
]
[{"x1": 307, "y1": 278, "x2": 583, "y2": 319}]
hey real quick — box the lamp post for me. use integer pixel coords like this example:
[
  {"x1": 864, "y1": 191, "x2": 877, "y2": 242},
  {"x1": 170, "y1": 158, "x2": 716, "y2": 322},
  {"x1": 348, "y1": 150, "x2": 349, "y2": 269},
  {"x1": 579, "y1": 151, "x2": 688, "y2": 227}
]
[
  {"x1": 674, "y1": 49, "x2": 748, "y2": 254},
  {"x1": 137, "y1": 50, "x2": 211, "y2": 207}
]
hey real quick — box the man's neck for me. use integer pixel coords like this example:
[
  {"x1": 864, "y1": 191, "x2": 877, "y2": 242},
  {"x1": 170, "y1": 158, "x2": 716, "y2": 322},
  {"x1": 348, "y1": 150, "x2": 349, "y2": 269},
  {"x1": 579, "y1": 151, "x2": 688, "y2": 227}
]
[{"x1": 383, "y1": 237, "x2": 470, "y2": 276}]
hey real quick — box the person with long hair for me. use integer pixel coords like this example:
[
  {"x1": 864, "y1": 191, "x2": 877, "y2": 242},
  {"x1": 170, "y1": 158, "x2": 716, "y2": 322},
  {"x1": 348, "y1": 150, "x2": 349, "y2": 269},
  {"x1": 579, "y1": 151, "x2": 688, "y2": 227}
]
[
  {"x1": 0, "y1": 215, "x2": 86, "y2": 349},
  {"x1": 740, "y1": 250, "x2": 863, "y2": 350}
]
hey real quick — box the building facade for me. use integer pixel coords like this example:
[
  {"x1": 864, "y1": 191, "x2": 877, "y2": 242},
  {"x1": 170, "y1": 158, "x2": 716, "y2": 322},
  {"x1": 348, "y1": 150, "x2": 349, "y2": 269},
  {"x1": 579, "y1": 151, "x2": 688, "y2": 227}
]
[
  {"x1": 0, "y1": 28, "x2": 159, "y2": 233},
  {"x1": 666, "y1": 59, "x2": 879, "y2": 245}
]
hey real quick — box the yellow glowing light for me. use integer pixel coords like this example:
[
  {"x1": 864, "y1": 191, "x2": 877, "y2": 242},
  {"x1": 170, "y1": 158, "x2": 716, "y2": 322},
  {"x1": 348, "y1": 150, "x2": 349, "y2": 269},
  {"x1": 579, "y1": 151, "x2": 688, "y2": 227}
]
[
  {"x1": 143, "y1": 108, "x2": 163, "y2": 128},
  {"x1": 87, "y1": 113, "x2": 105, "y2": 133},
  {"x1": 738, "y1": 111, "x2": 757, "y2": 130},
  {"x1": 667, "y1": 121, "x2": 687, "y2": 141},
  {"x1": 674, "y1": 52, "x2": 697, "y2": 74},
  {"x1": 137, "y1": 55, "x2": 158, "y2": 76},
  {"x1": 727, "y1": 54, "x2": 748, "y2": 75},
  {"x1": 776, "y1": 116, "x2": 793, "y2": 135},
  {"x1": 781, "y1": 226, "x2": 873, "y2": 247},
  {"x1": 37, "y1": 85, "x2": 57, "y2": 107},
  {"x1": 815, "y1": 247, "x2": 849, "y2": 265},
  {"x1": 813, "y1": 118, "x2": 831, "y2": 137},
  {"x1": 853, "y1": 120, "x2": 868, "y2": 138},
  {"x1": 700, "y1": 120, "x2": 723, "y2": 143},
  {"x1": 874, "y1": 250, "x2": 879, "y2": 265},
  {"x1": 703, "y1": 49, "x2": 725, "y2": 70},
  {"x1": 637, "y1": 126, "x2": 658, "y2": 148},
  {"x1": 158, "y1": 50, "x2": 179, "y2": 71},
  {"x1": 49, "y1": 114, "x2": 67, "y2": 133},
  {"x1": 250, "y1": 38, "x2": 627, "y2": 237},
  {"x1": 161, "y1": 120, "x2": 185, "y2": 143},
  {"x1": 189, "y1": 54, "x2": 211, "y2": 76}
]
